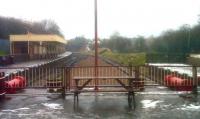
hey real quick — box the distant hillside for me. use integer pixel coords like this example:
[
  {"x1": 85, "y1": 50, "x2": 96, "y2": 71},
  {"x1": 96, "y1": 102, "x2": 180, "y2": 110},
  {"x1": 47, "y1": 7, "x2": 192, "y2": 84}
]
[{"x1": 0, "y1": 16, "x2": 64, "y2": 39}]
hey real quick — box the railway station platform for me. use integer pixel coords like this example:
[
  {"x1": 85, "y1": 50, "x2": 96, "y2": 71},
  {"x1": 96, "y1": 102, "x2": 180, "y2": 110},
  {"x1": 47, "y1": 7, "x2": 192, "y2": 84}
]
[{"x1": 0, "y1": 52, "x2": 72, "y2": 77}]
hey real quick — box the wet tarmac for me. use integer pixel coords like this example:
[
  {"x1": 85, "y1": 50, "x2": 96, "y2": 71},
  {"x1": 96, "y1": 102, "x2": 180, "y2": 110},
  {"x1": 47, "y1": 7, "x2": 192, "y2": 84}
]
[{"x1": 0, "y1": 90, "x2": 200, "y2": 119}]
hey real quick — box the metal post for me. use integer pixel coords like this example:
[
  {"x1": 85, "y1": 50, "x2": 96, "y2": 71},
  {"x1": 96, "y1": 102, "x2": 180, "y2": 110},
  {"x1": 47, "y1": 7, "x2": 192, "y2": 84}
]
[
  {"x1": 12, "y1": 42, "x2": 15, "y2": 55},
  {"x1": 28, "y1": 40, "x2": 30, "y2": 54},
  {"x1": 66, "y1": 67, "x2": 71, "y2": 91},
  {"x1": 27, "y1": 33, "x2": 30, "y2": 60},
  {"x1": 94, "y1": 0, "x2": 99, "y2": 91},
  {"x1": 188, "y1": 29, "x2": 190, "y2": 53},
  {"x1": 187, "y1": 26, "x2": 191, "y2": 53},
  {"x1": 135, "y1": 66, "x2": 139, "y2": 79},
  {"x1": 192, "y1": 66, "x2": 198, "y2": 95},
  {"x1": 62, "y1": 67, "x2": 66, "y2": 99},
  {"x1": 129, "y1": 65, "x2": 133, "y2": 76},
  {"x1": 10, "y1": 41, "x2": 12, "y2": 55}
]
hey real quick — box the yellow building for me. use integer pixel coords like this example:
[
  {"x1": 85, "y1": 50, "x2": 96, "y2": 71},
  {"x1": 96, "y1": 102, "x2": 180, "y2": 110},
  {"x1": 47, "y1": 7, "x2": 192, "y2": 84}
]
[{"x1": 9, "y1": 34, "x2": 67, "y2": 60}]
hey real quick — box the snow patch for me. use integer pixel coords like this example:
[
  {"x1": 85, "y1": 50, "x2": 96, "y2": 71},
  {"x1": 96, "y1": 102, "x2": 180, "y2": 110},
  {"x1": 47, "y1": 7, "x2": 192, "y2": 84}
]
[
  {"x1": 2, "y1": 109, "x2": 17, "y2": 113},
  {"x1": 177, "y1": 104, "x2": 200, "y2": 110},
  {"x1": 42, "y1": 103, "x2": 63, "y2": 110},
  {"x1": 15, "y1": 107, "x2": 30, "y2": 111},
  {"x1": 157, "y1": 86, "x2": 167, "y2": 89},
  {"x1": 141, "y1": 100, "x2": 163, "y2": 108}
]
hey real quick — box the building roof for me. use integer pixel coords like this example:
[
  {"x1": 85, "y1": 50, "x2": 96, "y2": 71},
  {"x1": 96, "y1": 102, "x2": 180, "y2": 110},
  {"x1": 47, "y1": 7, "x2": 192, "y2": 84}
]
[{"x1": 9, "y1": 34, "x2": 67, "y2": 44}]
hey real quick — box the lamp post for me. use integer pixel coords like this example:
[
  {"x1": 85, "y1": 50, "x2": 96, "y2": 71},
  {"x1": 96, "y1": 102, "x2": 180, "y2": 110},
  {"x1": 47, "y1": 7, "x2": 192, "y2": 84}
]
[
  {"x1": 187, "y1": 27, "x2": 191, "y2": 53},
  {"x1": 183, "y1": 24, "x2": 191, "y2": 54},
  {"x1": 94, "y1": 0, "x2": 99, "y2": 91}
]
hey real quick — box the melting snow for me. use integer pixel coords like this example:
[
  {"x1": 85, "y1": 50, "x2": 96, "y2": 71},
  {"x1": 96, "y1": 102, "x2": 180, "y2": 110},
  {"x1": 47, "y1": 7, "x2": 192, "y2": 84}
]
[
  {"x1": 15, "y1": 107, "x2": 30, "y2": 111},
  {"x1": 2, "y1": 109, "x2": 17, "y2": 113},
  {"x1": 177, "y1": 104, "x2": 200, "y2": 110},
  {"x1": 42, "y1": 103, "x2": 63, "y2": 110},
  {"x1": 2, "y1": 107, "x2": 30, "y2": 112},
  {"x1": 157, "y1": 86, "x2": 167, "y2": 89},
  {"x1": 141, "y1": 100, "x2": 163, "y2": 108}
]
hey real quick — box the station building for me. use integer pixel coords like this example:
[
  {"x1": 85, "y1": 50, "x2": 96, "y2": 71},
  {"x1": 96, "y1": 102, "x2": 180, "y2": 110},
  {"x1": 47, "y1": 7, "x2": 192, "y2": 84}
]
[{"x1": 9, "y1": 34, "x2": 67, "y2": 61}]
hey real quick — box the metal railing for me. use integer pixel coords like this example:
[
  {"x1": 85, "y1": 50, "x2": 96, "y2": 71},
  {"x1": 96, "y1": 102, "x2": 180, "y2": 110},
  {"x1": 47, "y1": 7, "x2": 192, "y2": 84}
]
[{"x1": 0, "y1": 65, "x2": 199, "y2": 94}]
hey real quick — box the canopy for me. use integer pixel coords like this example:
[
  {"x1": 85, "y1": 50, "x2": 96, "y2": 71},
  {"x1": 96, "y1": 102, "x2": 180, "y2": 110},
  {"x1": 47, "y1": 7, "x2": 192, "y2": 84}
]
[{"x1": 10, "y1": 34, "x2": 67, "y2": 44}]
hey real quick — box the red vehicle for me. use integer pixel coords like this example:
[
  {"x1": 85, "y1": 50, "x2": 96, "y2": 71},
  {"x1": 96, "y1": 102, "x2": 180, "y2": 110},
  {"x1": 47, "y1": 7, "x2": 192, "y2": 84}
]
[
  {"x1": 165, "y1": 75, "x2": 193, "y2": 91},
  {"x1": 5, "y1": 76, "x2": 26, "y2": 94}
]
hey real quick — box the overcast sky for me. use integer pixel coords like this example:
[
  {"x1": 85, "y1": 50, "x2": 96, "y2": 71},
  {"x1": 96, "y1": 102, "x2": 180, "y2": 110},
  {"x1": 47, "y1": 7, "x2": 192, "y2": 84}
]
[{"x1": 0, "y1": 0, "x2": 200, "y2": 39}]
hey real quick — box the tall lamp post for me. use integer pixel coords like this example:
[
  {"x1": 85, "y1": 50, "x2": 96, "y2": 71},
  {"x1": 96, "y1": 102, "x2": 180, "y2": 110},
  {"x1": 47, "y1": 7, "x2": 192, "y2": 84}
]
[
  {"x1": 94, "y1": 0, "x2": 99, "y2": 91},
  {"x1": 187, "y1": 26, "x2": 191, "y2": 53},
  {"x1": 184, "y1": 24, "x2": 191, "y2": 54}
]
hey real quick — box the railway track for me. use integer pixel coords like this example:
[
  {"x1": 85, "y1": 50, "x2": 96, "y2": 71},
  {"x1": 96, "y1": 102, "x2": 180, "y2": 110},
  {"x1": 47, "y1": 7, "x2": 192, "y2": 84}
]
[{"x1": 27, "y1": 53, "x2": 89, "y2": 87}]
